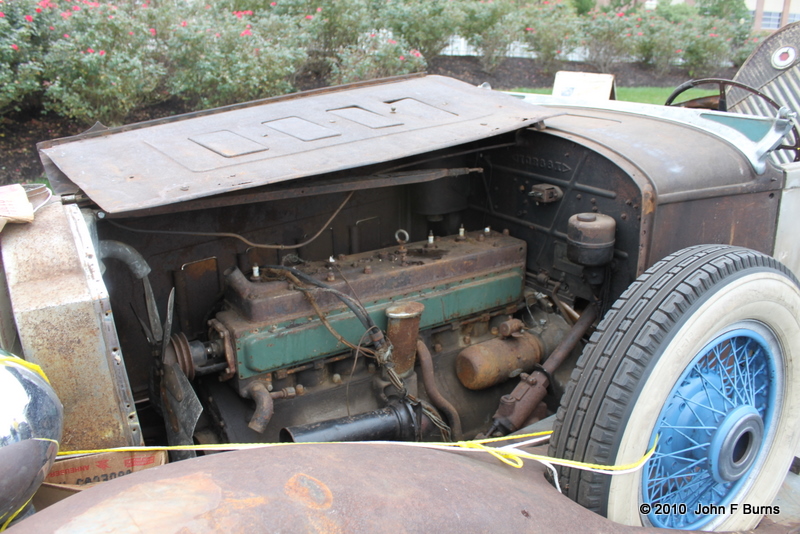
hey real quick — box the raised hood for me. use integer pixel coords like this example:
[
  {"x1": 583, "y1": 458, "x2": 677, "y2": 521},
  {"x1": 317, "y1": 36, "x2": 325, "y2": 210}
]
[{"x1": 38, "y1": 74, "x2": 557, "y2": 215}]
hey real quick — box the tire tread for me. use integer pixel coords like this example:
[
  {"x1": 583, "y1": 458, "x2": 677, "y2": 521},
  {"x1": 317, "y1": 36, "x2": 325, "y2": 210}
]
[{"x1": 548, "y1": 245, "x2": 798, "y2": 515}]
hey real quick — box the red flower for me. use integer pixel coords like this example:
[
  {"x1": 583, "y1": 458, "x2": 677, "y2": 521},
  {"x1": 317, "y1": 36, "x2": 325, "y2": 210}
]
[
  {"x1": 36, "y1": 8, "x2": 42, "y2": 13},
  {"x1": 11, "y1": 44, "x2": 18, "y2": 50},
  {"x1": 25, "y1": 14, "x2": 33, "y2": 22},
  {"x1": 240, "y1": 28, "x2": 252, "y2": 36},
  {"x1": 637, "y1": 32, "x2": 643, "y2": 36},
  {"x1": 316, "y1": 6, "x2": 322, "y2": 11},
  {"x1": 0, "y1": 13, "x2": 5, "y2": 17},
  {"x1": 49, "y1": 26, "x2": 54, "y2": 30},
  {"x1": 129, "y1": 31, "x2": 134, "y2": 35},
  {"x1": 181, "y1": 20, "x2": 187, "y2": 26},
  {"x1": 63, "y1": 33, "x2": 69, "y2": 38},
  {"x1": 387, "y1": 39, "x2": 396, "y2": 44},
  {"x1": 709, "y1": 33, "x2": 718, "y2": 37},
  {"x1": 675, "y1": 49, "x2": 682, "y2": 53},
  {"x1": 617, "y1": 11, "x2": 624, "y2": 16},
  {"x1": 99, "y1": 50, "x2": 105, "y2": 55},
  {"x1": 399, "y1": 55, "x2": 405, "y2": 61},
  {"x1": 72, "y1": 5, "x2": 80, "y2": 10},
  {"x1": 270, "y1": 1, "x2": 277, "y2": 5},
  {"x1": 87, "y1": 47, "x2": 94, "y2": 53},
  {"x1": 61, "y1": 11, "x2": 70, "y2": 18},
  {"x1": 149, "y1": 27, "x2": 156, "y2": 35},
  {"x1": 305, "y1": 14, "x2": 313, "y2": 19}
]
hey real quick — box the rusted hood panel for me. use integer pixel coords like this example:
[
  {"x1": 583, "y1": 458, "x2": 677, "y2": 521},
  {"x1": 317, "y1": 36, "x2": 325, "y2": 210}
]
[
  {"x1": 38, "y1": 75, "x2": 556, "y2": 214},
  {"x1": 10, "y1": 443, "x2": 676, "y2": 534}
]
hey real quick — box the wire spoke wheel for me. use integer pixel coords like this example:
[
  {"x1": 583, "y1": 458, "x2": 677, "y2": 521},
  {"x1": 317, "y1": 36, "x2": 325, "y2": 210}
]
[
  {"x1": 644, "y1": 324, "x2": 779, "y2": 529},
  {"x1": 550, "y1": 245, "x2": 800, "y2": 531}
]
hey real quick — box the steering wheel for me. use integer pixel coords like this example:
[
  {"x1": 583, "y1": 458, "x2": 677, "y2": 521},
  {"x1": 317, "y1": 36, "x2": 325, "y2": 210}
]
[{"x1": 665, "y1": 78, "x2": 800, "y2": 161}]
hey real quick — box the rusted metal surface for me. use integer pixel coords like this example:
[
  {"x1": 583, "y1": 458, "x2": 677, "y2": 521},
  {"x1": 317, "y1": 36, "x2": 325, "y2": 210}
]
[
  {"x1": 491, "y1": 305, "x2": 598, "y2": 434},
  {"x1": 648, "y1": 191, "x2": 780, "y2": 264},
  {"x1": 566, "y1": 213, "x2": 617, "y2": 266},
  {"x1": 385, "y1": 301, "x2": 424, "y2": 377},
  {"x1": 215, "y1": 230, "x2": 526, "y2": 383},
  {"x1": 0, "y1": 203, "x2": 141, "y2": 450},
  {"x1": 38, "y1": 75, "x2": 558, "y2": 214},
  {"x1": 107, "y1": 164, "x2": 498, "y2": 219},
  {"x1": 223, "y1": 231, "x2": 526, "y2": 324},
  {"x1": 9, "y1": 442, "x2": 679, "y2": 534},
  {"x1": 456, "y1": 332, "x2": 543, "y2": 391},
  {"x1": 498, "y1": 318, "x2": 525, "y2": 338},
  {"x1": 417, "y1": 340, "x2": 463, "y2": 440}
]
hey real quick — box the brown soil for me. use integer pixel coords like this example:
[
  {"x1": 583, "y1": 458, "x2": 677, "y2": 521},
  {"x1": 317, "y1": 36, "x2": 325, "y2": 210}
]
[{"x1": 0, "y1": 56, "x2": 737, "y2": 186}]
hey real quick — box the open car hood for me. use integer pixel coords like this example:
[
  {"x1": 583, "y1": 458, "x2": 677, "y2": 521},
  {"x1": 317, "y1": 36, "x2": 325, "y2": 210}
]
[{"x1": 38, "y1": 74, "x2": 557, "y2": 215}]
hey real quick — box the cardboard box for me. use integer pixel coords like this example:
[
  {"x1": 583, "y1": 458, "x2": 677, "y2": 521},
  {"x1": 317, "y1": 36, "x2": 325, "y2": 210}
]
[{"x1": 33, "y1": 450, "x2": 168, "y2": 510}]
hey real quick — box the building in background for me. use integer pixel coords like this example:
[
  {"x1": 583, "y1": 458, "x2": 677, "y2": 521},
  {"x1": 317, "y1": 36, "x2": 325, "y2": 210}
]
[
  {"x1": 597, "y1": 0, "x2": 799, "y2": 30},
  {"x1": 748, "y1": 0, "x2": 800, "y2": 30}
]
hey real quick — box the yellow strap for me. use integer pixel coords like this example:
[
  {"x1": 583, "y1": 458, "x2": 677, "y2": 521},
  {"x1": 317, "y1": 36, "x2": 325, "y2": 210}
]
[
  {"x1": 0, "y1": 495, "x2": 33, "y2": 532},
  {"x1": 0, "y1": 355, "x2": 50, "y2": 384},
  {"x1": 0, "y1": 439, "x2": 59, "y2": 532},
  {"x1": 58, "y1": 431, "x2": 658, "y2": 475}
]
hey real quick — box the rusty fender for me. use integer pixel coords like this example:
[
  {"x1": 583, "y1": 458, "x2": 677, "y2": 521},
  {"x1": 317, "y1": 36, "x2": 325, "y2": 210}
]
[{"x1": 10, "y1": 443, "x2": 668, "y2": 534}]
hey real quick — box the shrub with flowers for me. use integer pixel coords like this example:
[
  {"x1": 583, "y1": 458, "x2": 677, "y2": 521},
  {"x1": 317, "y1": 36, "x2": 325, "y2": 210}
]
[
  {"x1": 162, "y1": 6, "x2": 307, "y2": 109},
  {"x1": 630, "y1": 12, "x2": 683, "y2": 76},
  {"x1": 0, "y1": 0, "x2": 770, "y2": 127},
  {"x1": 0, "y1": 1, "x2": 57, "y2": 114},
  {"x1": 382, "y1": 0, "x2": 463, "y2": 60},
  {"x1": 458, "y1": 2, "x2": 519, "y2": 74},
  {"x1": 581, "y1": 10, "x2": 635, "y2": 73},
  {"x1": 270, "y1": 0, "x2": 375, "y2": 62},
  {"x1": 521, "y1": 1, "x2": 580, "y2": 74},
  {"x1": 41, "y1": 3, "x2": 166, "y2": 125},
  {"x1": 329, "y1": 33, "x2": 426, "y2": 85},
  {"x1": 678, "y1": 16, "x2": 734, "y2": 77}
]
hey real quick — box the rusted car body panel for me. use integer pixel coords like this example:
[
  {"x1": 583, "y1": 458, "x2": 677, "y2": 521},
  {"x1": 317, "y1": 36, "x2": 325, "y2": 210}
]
[
  {"x1": 0, "y1": 203, "x2": 141, "y2": 450},
  {"x1": 4, "y1": 69, "x2": 800, "y2": 532},
  {"x1": 8, "y1": 442, "x2": 674, "y2": 534},
  {"x1": 38, "y1": 75, "x2": 558, "y2": 214}
]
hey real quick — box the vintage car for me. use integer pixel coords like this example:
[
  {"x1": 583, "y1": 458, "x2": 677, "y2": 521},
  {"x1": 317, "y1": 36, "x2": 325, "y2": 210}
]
[{"x1": 3, "y1": 23, "x2": 800, "y2": 534}]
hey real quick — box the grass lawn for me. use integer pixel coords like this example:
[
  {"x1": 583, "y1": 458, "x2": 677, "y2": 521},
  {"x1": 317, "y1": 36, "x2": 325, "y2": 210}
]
[{"x1": 511, "y1": 86, "x2": 719, "y2": 105}]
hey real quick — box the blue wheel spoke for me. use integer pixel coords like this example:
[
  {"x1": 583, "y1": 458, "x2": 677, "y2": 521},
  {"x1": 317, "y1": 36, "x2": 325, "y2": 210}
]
[
  {"x1": 674, "y1": 392, "x2": 727, "y2": 417},
  {"x1": 650, "y1": 442, "x2": 709, "y2": 462},
  {"x1": 643, "y1": 327, "x2": 779, "y2": 530}
]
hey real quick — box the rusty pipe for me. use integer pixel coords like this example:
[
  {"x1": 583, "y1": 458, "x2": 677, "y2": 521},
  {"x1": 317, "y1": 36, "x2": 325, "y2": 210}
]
[
  {"x1": 491, "y1": 304, "x2": 598, "y2": 434},
  {"x1": 244, "y1": 382, "x2": 275, "y2": 434},
  {"x1": 542, "y1": 304, "x2": 597, "y2": 374},
  {"x1": 416, "y1": 339, "x2": 462, "y2": 440},
  {"x1": 385, "y1": 302, "x2": 425, "y2": 377}
]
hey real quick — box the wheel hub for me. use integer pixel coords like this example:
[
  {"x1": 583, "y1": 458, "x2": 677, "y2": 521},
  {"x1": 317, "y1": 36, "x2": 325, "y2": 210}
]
[
  {"x1": 709, "y1": 405, "x2": 764, "y2": 483},
  {"x1": 642, "y1": 325, "x2": 779, "y2": 529}
]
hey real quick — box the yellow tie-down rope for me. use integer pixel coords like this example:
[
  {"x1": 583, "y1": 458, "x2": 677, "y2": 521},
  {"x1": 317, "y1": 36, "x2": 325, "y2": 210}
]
[
  {"x1": 0, "y1": 356, "x2": 54, "y2": 531},
  {"x1": 0, "y1": 354, "x2": 51, "y2": 384},
  {"x1": 56, "y1": 431, "x2": 658, "y2": 495}
]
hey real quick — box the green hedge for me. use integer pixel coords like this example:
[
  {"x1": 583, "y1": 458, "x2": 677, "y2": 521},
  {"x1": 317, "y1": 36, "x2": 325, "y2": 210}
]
[{"x1": 0, "y1": 0, "x2": 760, "y2": 126}]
